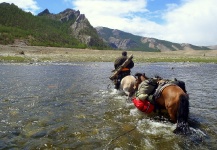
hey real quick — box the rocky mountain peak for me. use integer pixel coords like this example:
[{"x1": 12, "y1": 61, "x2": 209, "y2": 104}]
[
  {"x1": 56, "y1": 9, "x2": 105, "y2": 47},
  {"x1": 70, "y1": 13, "x2": 92, "y2": 45},
  {"x1": 75, "y1": 14, "x2": 86, "y2": 22},
  {"x1": 59, "y1": 9, "x2": 80, "y2": 22},
  {"x1": 37, "y1": 9, "x2": 50, "y2": 16},
  {"x1": 112, "y1": 29, "x2": 122, "y2": 37}
]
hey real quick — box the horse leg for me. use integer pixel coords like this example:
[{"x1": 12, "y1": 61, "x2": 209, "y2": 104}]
[
  {"x1": 167, "y1": 106, "x2": 177, "y2": 123},
  {"x1": 173, "y1": 94, "x2": 191, "y2": 135}
]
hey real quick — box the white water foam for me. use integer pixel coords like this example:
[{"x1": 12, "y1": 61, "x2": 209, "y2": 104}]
[
  {"x1": 136, "y1": 118, "x2": 175, "y2": 135},
  {"x1": 190, "y1": 127, "x2": 207, "y2": 137}
]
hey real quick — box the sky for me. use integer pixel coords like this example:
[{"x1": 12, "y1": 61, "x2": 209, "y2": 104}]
[{"x1": 1, "y1": 0, "x2": 217, "y2": 46}]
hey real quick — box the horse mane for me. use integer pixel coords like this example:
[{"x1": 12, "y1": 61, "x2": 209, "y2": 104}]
[
  {"x1": 134, "y1": 72, "x2": 146, "y2": 78},
  {"x1": 154, "y1": 75, "x2": 163, "y2": 80},
  {"x1": 134, "y1": 72, "x2": 142, "y2": 77}
]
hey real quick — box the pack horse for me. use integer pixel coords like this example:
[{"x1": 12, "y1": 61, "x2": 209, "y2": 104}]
[{"x1": 134, "y1": 73, "x2": 191, "y2": 135}]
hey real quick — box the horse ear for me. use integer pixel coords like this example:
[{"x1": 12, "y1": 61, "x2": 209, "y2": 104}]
[{"x1": 155, "y1": 75, "x2": 162, "y2": 79}]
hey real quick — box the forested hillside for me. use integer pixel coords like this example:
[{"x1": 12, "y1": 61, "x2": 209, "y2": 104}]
[{"x1": 0, "y1": 3, "x2": 108, "y2": 49}]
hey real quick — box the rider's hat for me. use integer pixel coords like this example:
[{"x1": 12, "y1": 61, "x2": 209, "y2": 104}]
[{"x1": 122, "y1": 51, "x2": 127, "y2": 56}]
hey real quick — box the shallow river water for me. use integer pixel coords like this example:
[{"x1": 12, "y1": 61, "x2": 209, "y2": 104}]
[{"x1": 0, "y1": 62, "x2": 216, "y2": 150}]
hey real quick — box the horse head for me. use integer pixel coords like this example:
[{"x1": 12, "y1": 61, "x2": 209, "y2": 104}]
[{"x1": 134, "y1": 72, "x2": 148, "y2": 90}]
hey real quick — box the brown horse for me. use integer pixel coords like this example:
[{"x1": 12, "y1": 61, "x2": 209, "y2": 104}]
[{"x1": 134, "y1": 73, "x2": 191, "y2": 135}]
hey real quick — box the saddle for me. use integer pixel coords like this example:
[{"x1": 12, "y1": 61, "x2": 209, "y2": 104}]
[
  {"x1": 153, "y1": 79, "x2": 187, "y2": 100},
  {"x1": 153, "y1": 82, "x2": 176, "y2": 99}
]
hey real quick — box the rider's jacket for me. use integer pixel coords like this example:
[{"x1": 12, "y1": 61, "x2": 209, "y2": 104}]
[
  {"x1": 136, "y1": 78, "x2": 158, "y2": 100},
  {"x1": 114, "y1": 56, "x2": 134, "y2": 70},
  {"x1": 114, "y1": 56, "x2": 134, "y2": 82}
]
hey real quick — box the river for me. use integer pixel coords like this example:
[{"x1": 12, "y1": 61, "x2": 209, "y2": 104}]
[{"x1": 0, "y1": 62, "x2": 216, "y2": 149}]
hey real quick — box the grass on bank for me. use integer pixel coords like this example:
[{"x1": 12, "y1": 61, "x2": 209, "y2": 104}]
[
  {"x1": 0, "y1": 55, "x2": 54, "y2": 63},
  {"x1": 0, "y1": 55, "x2": 217, "y2": 63},
  {"x1": 0, "y1": 55, "x2": 28, "y2": 62},
  {"x1": 0, "y1": 46, "x2": 217, "y2": 63}
]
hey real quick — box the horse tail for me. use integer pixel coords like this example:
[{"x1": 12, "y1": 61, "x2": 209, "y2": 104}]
[{"x1": 173, "y1": 94, "x2": 191, "y2": 135}]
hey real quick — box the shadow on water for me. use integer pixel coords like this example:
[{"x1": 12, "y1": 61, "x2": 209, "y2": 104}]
[{"x1": 0, "y1": 62, "x2": 216, "y2": 149}]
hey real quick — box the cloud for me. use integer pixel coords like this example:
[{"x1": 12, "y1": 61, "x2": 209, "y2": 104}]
[
  {"x1": 162, "y1": 0, "x2": 217, "y2": 46},
  {"x1": 71, "y1": 0, "x2": 217, "y2": 46},
  {"x1": 71, "y1": 0, "x2": 164, "y2": 40},
  {"x1": 0, "y1": 0, "x2": 40, "y2": 14},
  {"x1": 72, "y1": 0, "x2": 148, "y2": 28},
  {"x1": 73, "y1": 0, "x2": 147, "y2": 16}
]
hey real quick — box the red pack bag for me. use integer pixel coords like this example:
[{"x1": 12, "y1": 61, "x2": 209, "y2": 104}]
[{"x1": 132, "y1": 97, "x2": 154, "y2": 114}]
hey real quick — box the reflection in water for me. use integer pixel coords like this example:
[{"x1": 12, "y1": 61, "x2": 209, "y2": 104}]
[{"x1": 0, "y1": 62, "x2": 216, "y2": 149}]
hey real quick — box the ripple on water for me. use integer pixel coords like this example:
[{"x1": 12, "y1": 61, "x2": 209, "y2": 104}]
[{"x1": 0, "y1": 62, "x2": 216, "y2": 149}]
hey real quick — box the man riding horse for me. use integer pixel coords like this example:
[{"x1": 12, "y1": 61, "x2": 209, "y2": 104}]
[{"x1": 113, "y1": 51, "x2": 134, "y2": 89}]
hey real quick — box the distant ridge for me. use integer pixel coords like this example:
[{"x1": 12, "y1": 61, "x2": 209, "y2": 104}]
[
  {"x1": 96, "y1": 27, "x2": 211, "y2": 52},
  {"x1": 208, "y1": 45, "x2": 217, "y2": 49}
]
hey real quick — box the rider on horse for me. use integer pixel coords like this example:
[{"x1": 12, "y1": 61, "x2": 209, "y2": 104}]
[
  {"x1": 134, "y1": 73, "x2": 159, "y2": 103},
  {"x1": 113, "y1": 51, "x2": 134, "y2": 89}
]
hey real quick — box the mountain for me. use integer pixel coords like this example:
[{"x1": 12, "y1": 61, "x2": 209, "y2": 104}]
[
  {"x1": 38, "y1": 8, "x2": 108, "y2": 49},
  {"x1": 96, "y1": 27, "x2": 211, "y2": 52},
  {"x1": 0, "y1": 3, "x2": 213, "y2": 51},
  {"x1": 208, "y1": 45, "x2": 217, "y2": 49},
  {"x1": 0, "y1": 3, "x2": 108, "y2": 49}
]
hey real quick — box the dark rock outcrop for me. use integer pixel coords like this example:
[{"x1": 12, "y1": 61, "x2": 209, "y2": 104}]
[{"x1": 37, "y1": 9, "x2": 50, "y2": 16}]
